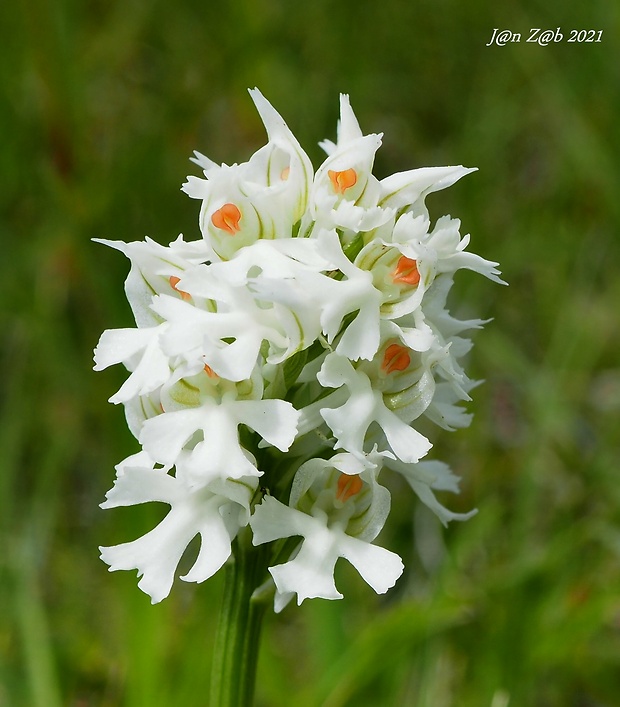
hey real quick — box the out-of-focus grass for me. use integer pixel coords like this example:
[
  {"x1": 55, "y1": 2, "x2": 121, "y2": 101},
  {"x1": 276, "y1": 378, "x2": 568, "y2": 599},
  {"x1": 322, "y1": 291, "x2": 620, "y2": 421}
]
[{"x1": 1, "y1": 0, "x2": 618, "y2": 705}]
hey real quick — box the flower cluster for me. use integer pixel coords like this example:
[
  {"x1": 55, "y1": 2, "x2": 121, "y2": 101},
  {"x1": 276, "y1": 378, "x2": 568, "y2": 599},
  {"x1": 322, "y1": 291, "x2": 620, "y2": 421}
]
[{"x1": 95, "y1": 90, "x2": 504, "y2": 607}]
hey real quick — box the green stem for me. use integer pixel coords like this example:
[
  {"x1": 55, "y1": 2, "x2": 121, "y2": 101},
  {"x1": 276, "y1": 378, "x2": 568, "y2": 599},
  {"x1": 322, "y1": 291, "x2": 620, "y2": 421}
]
[{"x1": 210, "y1": 532, "x2": 269, "y2": 707}]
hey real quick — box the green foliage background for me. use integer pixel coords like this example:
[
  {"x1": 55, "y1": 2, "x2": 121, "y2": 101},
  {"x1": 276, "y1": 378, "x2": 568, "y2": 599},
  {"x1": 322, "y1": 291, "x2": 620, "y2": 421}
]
[{"x1": 1, "y1": 0, "x2": 619, "y2": 705}]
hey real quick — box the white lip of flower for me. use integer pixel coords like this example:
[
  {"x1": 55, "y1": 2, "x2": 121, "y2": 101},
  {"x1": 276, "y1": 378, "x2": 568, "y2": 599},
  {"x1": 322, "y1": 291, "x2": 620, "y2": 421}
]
[
  {"x1": 94, "y1": 324, "x2": 171, "y2": 404},
  {"x1": 177, "y1": 228, "x2": 387, "y2": 367},
  {"x1": 250, "y1": 452, "x2": 402, "y2": 610},
  {"x1": 150, "y1": 290, "x2": 284, "y2": 383},
  {"x1": 423, "y1": 273, "x2": 492, "y2": 337},
  {"x1": 413, "y1": 273, "x2": 494, "y2": 409},
  {"x1": 139, "y1": 395, "x2": 301, "y2": 485},
  {"x1": 173, "y1": 240, "x2": 336, "y2": 369},
  {"x1": 99, "y1": 451, "x2": 257, "y2": 604},
  {"x1": 308, "y1": 228, "x2": 383, "y2": 361},
  {"x1": 317, "y1": 351, "x2": 433, "y2": 464}
]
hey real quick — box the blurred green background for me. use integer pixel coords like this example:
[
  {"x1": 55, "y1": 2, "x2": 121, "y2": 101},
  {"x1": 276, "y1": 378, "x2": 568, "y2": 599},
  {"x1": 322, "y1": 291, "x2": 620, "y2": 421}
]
[{"x1": 1, "y1": 0, "x2": 619, "y2": 705}]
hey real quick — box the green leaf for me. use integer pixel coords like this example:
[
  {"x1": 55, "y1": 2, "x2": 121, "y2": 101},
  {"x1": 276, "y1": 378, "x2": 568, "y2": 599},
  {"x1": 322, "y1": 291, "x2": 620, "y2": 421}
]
[
  {"x1": 283, "y1": 348, "x2": 309, "y2": 390},
  {"x1": 342, "y1": 232, "x2": 364, "y2": 263}
]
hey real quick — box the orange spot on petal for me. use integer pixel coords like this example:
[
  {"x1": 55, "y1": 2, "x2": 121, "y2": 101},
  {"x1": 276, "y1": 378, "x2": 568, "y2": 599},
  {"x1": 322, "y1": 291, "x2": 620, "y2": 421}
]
[
  {"x1": 336, "y1": 473, "x2": 363, "y2": 502},
  {"x1": 392, "y1": 256, "x2": 421, "y2": 286},
  {"x1": 381, "y1": 343, "x2": 411, "y2": 374},
  {"x1": 169, "y1": 275, "x2": 191, "y2": 301},
  {"x1": 280, "y1": 166, "x2": 290, "y2": 181},
  {"x1": 211, "y1": 203, "x2": 242, "y2": 234},
  {"x1": 328, "y1": 168, "x2": 357, "y2": 194}
]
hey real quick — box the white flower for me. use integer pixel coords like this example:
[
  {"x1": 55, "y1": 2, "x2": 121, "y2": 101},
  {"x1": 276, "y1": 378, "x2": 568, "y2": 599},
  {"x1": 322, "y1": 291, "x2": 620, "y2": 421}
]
[
  {"x1": 250, "y1": 452, "x2": 402, "y2": 610},
  {"x1": 139, "y1": 395, "x2": 300, "y2": 485},
  {"x1": 166, "y1": 239, "x2": 334, "y2": 378},
  {"x1": 307, "y1": 95, "x2": 393, "y2": 236},
  {"x1": 316, "y1": 351, "x2": 433, "y2": 463},
  {"x1": 99, "y1": 452, "x2": 257, "y2": 603},
  {"x1": 93, "y1": 235, "x2": 210, "y2": 327},
  {"x1": 182, "y1": 88, "x2": 314, "y2": 261},
  {"x1": 92, "y1": 235, "x2": 214, "y2": 402},
  {"x1": 150, "y1": 290, "x2": 280, "y2": 383},
  {"x1": 93, "y1": 325, "x2": 171, "y2": 404}
]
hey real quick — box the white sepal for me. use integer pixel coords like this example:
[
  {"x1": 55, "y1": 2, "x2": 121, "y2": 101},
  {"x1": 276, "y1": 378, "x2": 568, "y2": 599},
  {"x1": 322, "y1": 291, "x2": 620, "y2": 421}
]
[{"x1": 384, "y1": 457, "x2": 477, "y2": 526}]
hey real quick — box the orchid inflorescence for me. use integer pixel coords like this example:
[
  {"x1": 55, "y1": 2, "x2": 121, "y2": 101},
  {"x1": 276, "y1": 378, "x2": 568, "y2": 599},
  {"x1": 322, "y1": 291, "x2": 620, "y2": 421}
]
[{"x1": 95, "y1": 89, "x2": 504, "y2": 609}]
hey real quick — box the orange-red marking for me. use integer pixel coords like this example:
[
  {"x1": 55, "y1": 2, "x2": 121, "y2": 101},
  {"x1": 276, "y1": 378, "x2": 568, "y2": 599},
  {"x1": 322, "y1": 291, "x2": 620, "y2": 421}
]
[
  {"x1": 169, "y1": 275, "x2": 191, "y2": 301},
  {"x1": 328, "y1": 168, "x2": 357, "y2": 194},
  {"x1": 203, "y1": 363, "x2": 219, "y2": 379},
  {"x1": 336, "y1": 473, "x2": 363, "y2": 502},
  {"x1": 381, "y1": 343, "x2": 411, "y2": 374},
  {"x1": 211, "y1": 203, "x2": 242, "y2": 234},
  {"x1": 392, "y1": 256, "x2": 421, "y2": 286}
]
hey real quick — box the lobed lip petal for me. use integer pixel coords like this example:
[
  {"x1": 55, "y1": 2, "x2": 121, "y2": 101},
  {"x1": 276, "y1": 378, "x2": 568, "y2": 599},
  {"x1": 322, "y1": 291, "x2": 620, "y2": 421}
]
[
  {"x1": 338, "y1": 533, "x2": 404, "y2": 594},
  {"x1": 99, "y1": 457, "x2": 255, "y2": 603},
  {"x1": 93, "y1": 236, "x2": 209, "y2": 327},
  {"x1": 179, "y1": 510, "x2": 235, "y2": 584},
  {"x1": 250, "y1": 495, "x2": 315, "y2": 545},
  {"x1": 235, "y1": 399, "x2": 300, "y2": 452},
  {"x1": 375, "y1": 403, "x2": 433, "y2": 463},
  {"x1": 151, "y1": 292, "x2": 272, "y2": 383},
  {"x1": 100, "y1": 465, "x2": 180, "y2": 509},
  {"x1": 94, "y1": 328, "x2": 157, "y2": 371},
  {"x1": 270, "y1": 532, "x2": 343, "y2": 603},
  {"x1": 317, "y1": 352, "x2": 432, "y2": 463},
  {"x1": 250, "y1": 494, "x2": 403, "y2": 607},
  {"x1": 99, "y1": 492, "x2": 230, "y2": 604},
  {"x1": 138, "y1": 396, "x2": 299, "y2": 485},
  {"x1": 139, "y1": 407, "x2": 206, "y2": 467},
  {"x1": 94, "y1": 326, "x2": 171, "y2": 404}
]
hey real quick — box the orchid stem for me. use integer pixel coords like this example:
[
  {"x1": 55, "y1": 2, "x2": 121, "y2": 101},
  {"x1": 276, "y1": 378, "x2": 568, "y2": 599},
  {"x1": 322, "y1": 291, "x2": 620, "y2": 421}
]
[{"x1": 210, "y1": 532, "x2": 268, "y2": 707}]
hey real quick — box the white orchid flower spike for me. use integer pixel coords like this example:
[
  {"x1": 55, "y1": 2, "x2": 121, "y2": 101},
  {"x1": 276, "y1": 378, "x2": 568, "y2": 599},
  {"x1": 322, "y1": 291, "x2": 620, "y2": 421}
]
[{"x1": 95, "y1": 89, "x2": 504, "y2": 605}]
